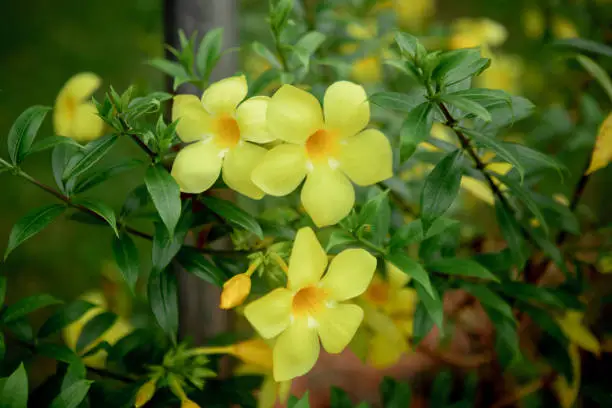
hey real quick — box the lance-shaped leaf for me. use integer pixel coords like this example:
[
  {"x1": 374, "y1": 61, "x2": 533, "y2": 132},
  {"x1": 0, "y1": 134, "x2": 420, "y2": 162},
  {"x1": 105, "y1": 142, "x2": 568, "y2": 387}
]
[
  {"x1": 400, "y1": 102, "x2": 434, "y2": 160},
  {"x1": 4, "y1": 205, "x2": 66, "y2": 260},
  {"x1": 145, "y1": 164, "x2": 181, "y2": 236},
  {"x1": 112, "y1": 233, "x2": 140, "y2": 292},
  {"x1": 202, "y1": 196, "x2": 263, "y2": 239},
  {"x1": 148, "y1": 267, "x2": 178, "y2": 343},
  {"x1": 62, "y1": 134, "x2": 118, "y2": 181},
  {"x1": 7, "y1": 105, "x2": 51, "y2": 164}
]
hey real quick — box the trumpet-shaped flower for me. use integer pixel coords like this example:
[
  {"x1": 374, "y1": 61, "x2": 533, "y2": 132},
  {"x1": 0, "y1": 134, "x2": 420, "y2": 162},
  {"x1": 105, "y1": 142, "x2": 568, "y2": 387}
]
[
  {"x1": 244, "y1": 227, "x2": 377, "y2": 381},
  {"x1": 171, "y1": 75, "x2": 272, "y2": 199},
  {"x1": 251, "y1": 82, "x2": 393, "y2": 227},
  {"x1": 449, "y1": 18, "x2": 508, "y2": 50},
  {"x1": 53, "y1": 73, "x2": 105, "y2": 143}
]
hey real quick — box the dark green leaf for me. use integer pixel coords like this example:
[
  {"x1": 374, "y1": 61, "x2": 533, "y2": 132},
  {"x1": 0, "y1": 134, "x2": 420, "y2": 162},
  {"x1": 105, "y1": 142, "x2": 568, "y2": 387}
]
[
  {"x1": 73, "y1": 160, "x2": 141, "y2": 193},
  {"x1": 495, "y1": 200, "x2": 529, "y2": 268},
  {"x1": 145, "y1": 164, "x2": 181, "y2": 236},
  {"x1": 484, "y1": 96, "x2": 535, "y2": 128},
  {"x1": 4, "y1": 204, "x2": 66, "y2": 260},
  {"x1": 577, "y1": 55, "x2": 612, "y2": 102},
  {"x1": 425, "y1": 217, "x2": 459, "y2": 239},
  {"x1": 121, "y1": 184, "x2": 150, "y2": 218},
  {"x1": 519, "y1": 303, "x2": 567, "y2": 346},
  {"x1": 29, "y1": 136, "x2": 82, "y2": 156},
  {"x1": 0, "y1": 276, "x2": 6, "y2": 305},
  {"x1": 1, "y1": 294, "x2": 62, "y2": 324},
  {"x1": 428, "y1": 257, "x2": 499, "y2": 282},
  {"x1": 330, "y1": 387, "x2": 352, "y2": 408},
  {"x1": 460, "y1": 128, "x2": 524, "y2": 180},
  {"x1": 4, "y1": 319, "x2": 34, "y2": 342},
  {"x1": 385, "y1": 252, "x2": 434, "y2": 297},
  {"x1": 74, "y1": 199, "x2": 118, "y2": 236},
  {"x1": 62, "y1": 134, "x2": 118, "y2": 181},
  {"x1": 148, "y1": 267, "x2": 178, "y2": 343},
  {"x1": 151, "y1": 208, "x2": 192, "y2": 271},
  {"x1": 112, "y1": 233, "x2": 140, "y2": 292},
  {"x1": 400, "y1": 102, "x2": 434, "y2": 160},
  {"x1": 38, "y1": 300, "x2": 96, "y2": 338},
  {"x1": 540, "y1": 332, "x2": 574, "y2": 383},
  {"x1": 430, "y1": 371, "x2": 453, "y2": 408},
  {"x1": 552, "y1": 37, "x2": 612, "y2": 57},
  {"x1": 412, "y1": 300, "x2": 434, "y2": 345},
  {"x1": 439, "y1": 94, "x2": 491, "y2": 122},
  {"x1": 202, "y1": 196, "x2": 263, "y2": 239},
  {"x1": 75, "y1": 311, "x2": 117, "y2": 353},
  {"x1": 0, "y1": 363, "x2": 28, "y2": 408},
  {"x1": 501, "y1": 143, "x2": 566, "y2": 178},
  {"x1": 445, "y1": 88, "x2": 511, "y2": 106},
  {"x1": 389, "y1": 220, "x2": 423, "y2": 250},
  {"x1": 497, "y1": 282, "x2": 580, "y2": 310},
  {"x1": 196, "y1": 28, "x2": 224, "y2": 79},
  {"x1": 490, "y1": 311, "x2": 519, "y2": 367},
  {"x1": 176, "y1": 248, "x2": 226, "y2": 287},
  {"x1": 7, "y1": 105, "x2": 51, "y2": 164},
  {"x1": 460, "y1": 282, "x2": 513, "y2": 320},
  {"x1": 0, "y1": 333, "x2": 4, "y2": 361},
  {"x1": 380, "y1": 377, "x2": 412, "y2": 408},
  {"x1": 494, "y1": 173, "x2": 549, "y2": 234},
  {"x1": 359, "y1": 190, "x2": 390, "y2": 246},
  {"x1": 325, "y1": 230, "x2": 356, "y2": 252},
  {"x1": 61, "y1": 360, "x2": 87, "y2": 391},
  {"x1": 49, "y1": 379, "x2": 92, "y2": 408},
  {"x1": 52, "y1": 144, "x2": 78, "y2": 193},
  {"x1": 415, "y1": 282, "x2": 444, "y2": 331},
  {"x1": 420, "y1": 149, "x2": 463, "y2": 231},
  {"x1": 147, "y1": 58, "x2": 189, "y2": 78},
  {"x1": 369, "y1": 91, "x2": 425, "y2": 113}
]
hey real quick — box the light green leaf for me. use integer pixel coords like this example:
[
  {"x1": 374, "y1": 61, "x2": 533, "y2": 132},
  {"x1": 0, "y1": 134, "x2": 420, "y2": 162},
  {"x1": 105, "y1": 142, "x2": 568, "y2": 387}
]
[
  {"x1": 73, "y1": 159, "x2": 141, "y2": 193},
  {"x1": 292, "y1": 31, "x2": 326, "y2": 69},
  {"x1": 74, "y1": 199, "x2": 118, "y2": 236},
  {"x1": 425, "y1": 217, "x2": 459, "y2": 239},
  {"x1": 112, "y1": 233, "x2": 140, "y2": 292},
  {"x1": 359, "y1": 189, "x2": 390, "y2": 246},
  {"x1": 368, "y1": 91, "x2": 425, "y2": 113},
  {"x1": 552, "y1": 37, "x2": 612, "y2": 58},
  {"x1": 576, "y1": 54, "x2": 612, "y2": 103},
  {"x1": 4, "y1": 204, "x2": 66, "y2": 260},
  {"x1": 202, "y1": 196, "x2": 263, "y2": 239},
  {"x1": 176, "y1": 248, "x2": 227, "y2": 287},
  {"x1": 460, "y1": 128, "x2": 524, "y2": 181},
  {"x1": 0, "y1": 363, "x2": 28, "y2": 408},
  {"x1": 28, "y1": 136, "x2": 82, "y2": 156},
  {"x1": 414, "y1": 281, "x2": 444, "y2": 330},
  {"x1": 389, "y1": 220, "x2": 423, "y2": 250},
  {"x1": 432, "y1": 48, "x2": 481, "y2": 84},
  {"x1": 49, "y1": 379, "x2": 92, "y2": 408},
  {"x1": 394, "y1": 31, "x2": 420, "y2": 58},
  {"x1": 428, "y1": 258, "x2": 499, "y2": 282},
  {"x1": 7, "y1": 105, "x2": 51, "y2": 164},
  {"x1": 439, "y1": 94, "x2": 491, "y2": 122},
  {"x1": 420, "y1": 149, "x2": 463, "y2": 231},
  {"x1": 288, "y1": 391, "x2": 310, "y2": 408},
  {"x1": 385, "y1": 252, "x2": 434, "y2": 297},
  {"x1": 62, "y1": 134, "x2": 118, "y2": 181},
  {"x1": 148, "y1": 267, "x2": 178, "y2": 343},
  {"x1": 252, "y1": 41, "x2": 282, "y2": 69},
  {"x1": 38, "y1": 300, "x2": 96, "y2": 338},
  {"x1": 75, "y1": 311, "x2": 117, "y2": 353},
  {"x1": 446, "y1": 88, "x2": 511, "y2": 106},
  {"x1": 325, "y1": 230, "x2": 357, "y2": 252},
  {"x1": 145, "y1": 164, "x2": 181, "y2": 236},
  {"x1": 196, "y1": 28, "x2": 224, "y2": 80},
  {"x1": 147, "y1": 58, "x2": 190, "y2": 78},
  {"x1": 400, "y1": 102, "x2": 434, "y2": 160}
]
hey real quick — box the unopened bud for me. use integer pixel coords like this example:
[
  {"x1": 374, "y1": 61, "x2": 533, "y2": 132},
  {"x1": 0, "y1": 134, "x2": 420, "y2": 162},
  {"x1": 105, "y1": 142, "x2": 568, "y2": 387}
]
[
  {"x1": 181, "y1": 399, "x2": 201, "y2": 408},
  {"x1": 231, "y1": 339, "x2": 273, "y2": 370},
  {"x1": 135, "y1": 380, "x2": 156, "y2": 407},
  {"x1": 219, "y1": 273, "x2": 252, "y2": 309}
]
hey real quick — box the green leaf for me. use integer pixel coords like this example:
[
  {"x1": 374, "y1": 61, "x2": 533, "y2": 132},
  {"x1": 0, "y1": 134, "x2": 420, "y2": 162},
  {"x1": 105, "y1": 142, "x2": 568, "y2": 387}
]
[
  {"x1": 0, "y1": 333, "x2": 4, "y2": 361},
  {"x1": 446, "y1": 88, "x2": 511, "y2": 106},
  {"x1": 414, "y1": 282, "x2": 444, "y2": 331},
  {"x1": 52, "y1": 144, "x2": 78, "y2": 193},
  {"x1": 74, "y1": 199, "x2": 118, "y2": 236},
  {"x1": 576, "y1": 55, "x2": 612, "y2": 103},
  {"x1": 4, "y1": 204, "x2": 66, "y2": 260},
  {"x1": 325, "y1": 230, "x2": 357, "y2": 252},
  {"x1": 439, "y1": 94, "x2": 491, "y2": 122},
  {"x1": 490, "y1": 312, "x2": 519, "y2": 368},
  {"x1": 430, "y1": 371, "x2": 452, "y2": 408},
  {"x1": 389, "y1": 220, "x2": 423, "y2": 250},
  {"x1": 196, "y1": 28, "x2": 224, "y2": 80},
  {"x1": 432, "y1": 49, "x2": 481, "y2": 84},
  {"x1": 145, "y1": 164, "x2": 181, "y2": 236},
  {"x1": 394, "y1": 32, "x2": 420, "y2": 59},
  {"x1": 147, "y1": 58, "x2": 190, "y2": 78},
  {"x1": 152, "y1": 209, "x2": 193, "y2": 271},
  {"x1": 29, "y1": 136, "x2": 82, "y2": 156},
  {"x1": 38, "y1": 300, "x2": 96, "y2": 338},
  {"x1": 460, "y1": 282, "x2": 513, "y2": 321},
  {"x1": 420, "y1": 149, "x2": 463, "y2": 231},
  {"x1": 380, "y1": 377, "x2": 412, "y2": 408},
  {"x1": 368, "y1": 91, "x2": 425, "y2": 113},
  {"x1": 75, "y1": 311, "x2": 117, "y2": 353},
  {"x1": 0, "y1": 276, "x2": 6, "y2": 305},
  {"x1": 176, "y1": 248, "x2": 226, "y2": 287},
  {"x1": 495, "y1": 200, "x2": 529, "y2": 268},
  {"x1": 330, "y1": 387, "x2": 352, "y2": 408},
  {"x1": 552, "y1": 37, "x2": 612, "y2": 58},
  {"x1": 7, "y1": 105, "x2": 51, "y2": 164},
  {"x1": 252, "y1": 41, "x2": 282, "y2": 69},
  {"x1": 202, "y1": 196, "x2": 263, "y2": 239},
  {"x1": 494, "y1": 173, "x2": 549, "y2": 234},
  {"x1": 400, "y1": 102, "x2": 434, "y2": 160},
  {"x1": 428, "y1": 258, "x2": 499, "y2": 282},
  {"x1": 500, "y1": 143, "x2": 567, "y2": 177},
  {"x1": 112, "y1": 233, "x2": 140, "y2": 292},
  {"x1": 497, "y1": 282, "x2": 580, "y2": 310},
  {"x1": 359, "y1": 189, "x2": 390, "y2": 246},
  {"x1": 385, "y1": 252, "x2": 434, "y2": 297},
  {"x1": 0, "y1": 363, "x2": 28, "y2": 408},
  {"x1": 459, "y1": 128, "x2": 524, "y2": 180},
  {"x1": 73, "y1": 159, "x2": 141, "y2": 193},
  {"x1": 49, "y1": 379, "x2": 92, "y2": 408},
  {"x1": 62, "y1": 134, "x2": 118, "y2": 181},
  {"x1": 484, "y1": 96, "x2": 535, "y2": 128},
  {"x1": 148, "y1": 267, "x2": 178, "y2": 343},
  {"x1": 292, "y1": 31, "x2": 326, "y2": 69},
  {"x1": 519, "y1": 303, "x2": 567, "y2": 346},
  {"x1": 270, "y1": 0, "x2": 294, "y2": 34},
  {"x1": 425, "y1": 217, "x2": 459, "y2": 239},
  {"x1": 248, "y1": 69, "x2": 281, "y2": 97}
]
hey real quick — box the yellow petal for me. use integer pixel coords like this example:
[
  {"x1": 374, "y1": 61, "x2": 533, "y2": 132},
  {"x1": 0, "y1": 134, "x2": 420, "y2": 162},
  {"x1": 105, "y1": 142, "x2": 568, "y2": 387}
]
[
  {"x1": 58, "y1": 72, "x2": 101, "y2": 102},
  {"x1": 171, "y1": 141, "x2": 223, "y2": 193},
  {"x1": 231, "y1": 339, "x2": 273, "y2": 371},
  {"x1": 316, "y1": 303, "x2": 363, "y2": 353},
  {"x1": 244, "y1": 288, "x2": 293, "y2": 339},
  {"x1": 251, "y1": 144, "x2": 307, "y2": 196},
  {"x1": 172, "y1": 95, "x2": 214, "y2": 143},
  {"x1": 219, "y1": 273, "x2": 252, "y2": 309},
  {"x1": 257, "y1": 376, "x2": 278, "y2": 408},
  {"x1": 368, "y1": 332, "x2": 406, "y2": 369},
  {"x1": 461, "y1": 176, "x2": 495, "y2": 206},
  {"x1": 351, "y1": 57, "x2": 382, "y2": 84},
  {"x1": 586, "y1": 113, "x2": 612, "y2": 175},
  {"x1": 287, "y1": 227, "x2": 328, "y2": 290},
  {"x1": 320, "y1": 249, "x2": 376, "y2": 301},
  {"x1": 553, "y1": 344, "x2": 581, "y2": 408},
  {"x1": 236, "y1": 96, "x2": 274, "y2": 144},
  {"x1": 301, "y1": 166, "x2": 355, "y2": 227},
  {"x1": 557, "y1": 311, "x2": 601, "y2": 355},
  {"x1": 267, "y1": 85, "x2": 324, "y2": 144},
  {"x1": 181, "y1": 399, "x2": 201, "y2": 408},
  {"x1": 135, "y1": 380, "x2": 157, "y2": 408},
  {"x1": 339, "y1": 129, "x2": 393, "y2": 186},
  {"x1": 201, "y1": 75, "x2": 248, "y2": 115},
  {"x1": 70, "y1": 103, "x2": 105, "y2": 143},
  {"x1": 222, "y1": 142, "x2": 267, "y2": 199},
  {"x1": 323, "y1": 81, "x2": 370, "y2": 138},
  {"x1": 273, "y1": 316, "x2": 320, "y2": 381},
  {"x1": 386, "y1": 261, "x2": 411, "y2": 289}
]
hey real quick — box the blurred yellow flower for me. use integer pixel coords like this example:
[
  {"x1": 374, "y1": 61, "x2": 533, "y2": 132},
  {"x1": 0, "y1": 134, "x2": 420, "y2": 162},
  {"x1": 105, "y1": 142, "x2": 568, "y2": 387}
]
[
  {"x1": 476, "y1": 52, "x2": 523, "y2": 94},
  {"x1": 449, "y1": 18, "x2": 508, "y2": 50},
  {"x1": 171, "y1": 75, "x2": 271, "y2": 199},
  {"x1": 351, "y1": 56, "x2": 383, "y2": 84},
  {"x1": 252, "y1": 82, "x2": 393, "y2": 227},
  {"x1": 393, "y1": 0, "x2": 435, "y2": 31},
  {"x1": 586, "y1": 112, "x2": 612, "y2": 175},
  {"x1": 135, "y1": 380, "x2": 157, "y2": 408},
  {"x1": 244, "y1": 227, "x2": 376, "y2": 380},
  {"x1": 63, "y1": 291, "x2": 133, "y2": 369},
  {"x1": 523, "y1": 8, "x2": 579, "y2": 39},
  {"x1": 461, "y1": 162, "x2": 512, "y2": 206},
  {"x1": 181, "y1": 400, "x2": 201, "y2": 408},
  {"x1": 556, "y1": 311, "x2": 601, "y2": 356},
  {"x1": 53, "y1": 73, "x2": 105, "y2": 143},
  {"x1": 553, "y1": 17, "x2": 579, "y2": 39}
]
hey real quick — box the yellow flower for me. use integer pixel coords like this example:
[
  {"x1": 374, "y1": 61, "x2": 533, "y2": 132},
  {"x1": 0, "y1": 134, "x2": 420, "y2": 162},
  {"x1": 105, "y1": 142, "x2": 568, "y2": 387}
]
[
  {"x1": 556, "y1": 311, "x2": 601, "y2": 355},
  {"x1": 476, "y1": 53, "x2": 523, "y2": 94},
  {"x1": 393, "y1": 0, "x2": 435, "y2": 31},
  {"x1": 461, "y1": 162, "x2": 512, "y2": 206},
  {"x1": 181, "y1": 399, "x2": 201, "y2": 408},
  {"x1": 351, "y1": 56, "x2": 382, "y2": 84},
  {"x1": 53, "y1": 73, "x2": 105, "y2": 143},
  {"x1": 522, "y1": 9, "x2": 579, "y2": 39},
  {"x1": 251, "y1": 82, "x2": 393, "y2": 227},
  {"x1": 170, "y1": 75, "x2": 272, "y2": 199},
  {"x1": 63, "y1": 291, "x2": 133, "y2": 368},
  {"x1": 449, "y1": 18, "x2": 508, "y2": 50},
  {"x1": 220, "y1": 273, "x2": 252, "y2": 309},
  {"x1": 553, "y1": 17, "x2": 579, "y2": 39},
  {"x1": 135, "y1": 380, "x2": 157, "y2": 408},
  {"x1": 244, "y1": 227, "x2": 377, "y2": 381},
  {"x1": 586, "y1": 112, "x2": 612, "y2": 175}
]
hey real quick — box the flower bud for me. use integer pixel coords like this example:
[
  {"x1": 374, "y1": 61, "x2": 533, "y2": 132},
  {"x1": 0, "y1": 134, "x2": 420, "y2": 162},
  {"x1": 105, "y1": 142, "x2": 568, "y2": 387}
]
[
  {"x1": 231, "y1": 339, "x2": 273, "y2": 370},
  {"x1": 219, "y1": 273, "x2": 252, "y2": 309},
  {"x1": 135, "y1": 380, "x2": 156, "y2": 407},
  {"x1": 181, "y1": 399, "x2": 201, "y2": 408}
]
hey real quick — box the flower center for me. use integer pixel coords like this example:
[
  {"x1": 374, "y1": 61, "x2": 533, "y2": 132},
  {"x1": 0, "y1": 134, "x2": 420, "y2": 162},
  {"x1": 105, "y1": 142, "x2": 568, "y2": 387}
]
[
  {"x1": 364, "y1": 281, "x2": 390, "y2": 306},
  {"x1": 292, "y1": 286, "x2": 327, "y2": 317},
  {"x1": 305, "y1": 129, "x2": 339, "y2": 162},
  {"x1": 214, "y1": 115, "x2": 240, "y2": 148}
]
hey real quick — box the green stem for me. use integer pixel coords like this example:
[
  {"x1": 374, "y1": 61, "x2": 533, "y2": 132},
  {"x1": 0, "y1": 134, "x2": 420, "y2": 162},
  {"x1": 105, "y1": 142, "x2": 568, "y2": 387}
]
[{"x1": 355, "y1": 235, "x2": 387, "y2": 255}]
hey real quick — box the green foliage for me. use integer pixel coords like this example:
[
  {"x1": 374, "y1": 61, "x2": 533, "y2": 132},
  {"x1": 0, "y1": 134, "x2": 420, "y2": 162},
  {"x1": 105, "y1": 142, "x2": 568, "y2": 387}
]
[
  {"x1": 0, "y1": 363, "x2": 28, "y2": 408},
  {"x1": 7, "y1": 106, "x2": 51, "y2": 165}
]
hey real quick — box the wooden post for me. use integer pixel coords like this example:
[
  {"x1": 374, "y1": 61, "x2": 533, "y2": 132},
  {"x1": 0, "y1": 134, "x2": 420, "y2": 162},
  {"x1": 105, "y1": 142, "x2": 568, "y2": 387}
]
[{"x1": 164, "y1": 0, "x2": 239, "y2": 344}]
